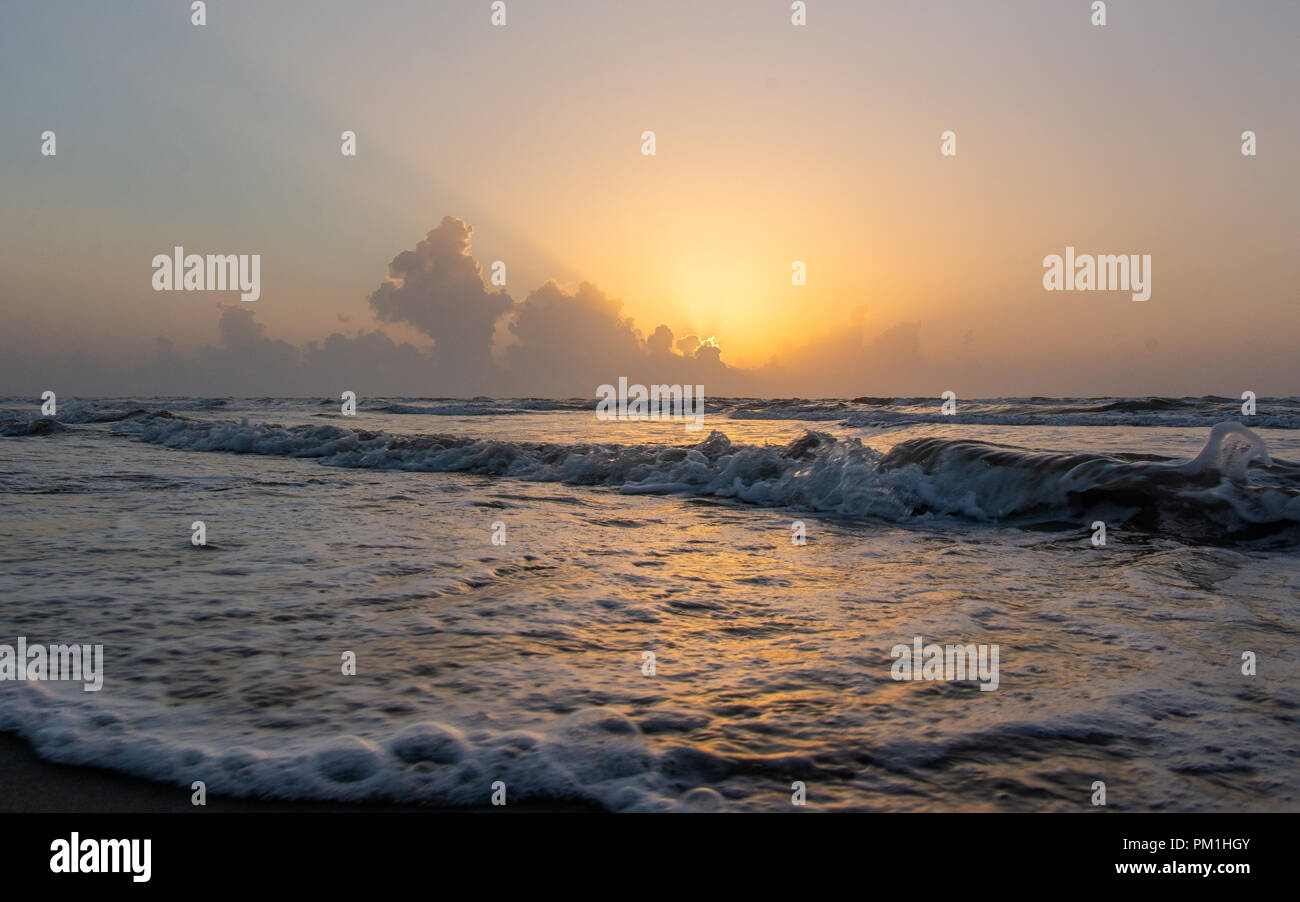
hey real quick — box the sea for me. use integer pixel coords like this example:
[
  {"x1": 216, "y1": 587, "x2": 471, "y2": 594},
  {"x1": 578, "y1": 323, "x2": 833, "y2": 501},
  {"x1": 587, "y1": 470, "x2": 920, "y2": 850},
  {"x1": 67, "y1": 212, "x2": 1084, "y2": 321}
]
[{"x1": 1, "y1": 395, "x2": 1297, "y2": 811}]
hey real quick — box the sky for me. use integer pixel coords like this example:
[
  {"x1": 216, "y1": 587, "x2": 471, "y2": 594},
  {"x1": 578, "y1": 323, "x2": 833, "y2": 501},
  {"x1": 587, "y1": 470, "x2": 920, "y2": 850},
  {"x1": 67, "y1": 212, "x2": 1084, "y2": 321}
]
[{"x1": 0, "y1": 0, "x2": 1296, "y2": 398}]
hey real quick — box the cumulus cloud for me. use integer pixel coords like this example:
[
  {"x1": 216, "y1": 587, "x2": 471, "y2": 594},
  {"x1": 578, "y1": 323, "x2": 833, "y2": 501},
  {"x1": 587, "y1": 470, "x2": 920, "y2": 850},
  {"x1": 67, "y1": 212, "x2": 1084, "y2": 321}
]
[
  {"x1": 498, "y1": 281, "x2": 732, "y2": 395},
  {"x1": 2, "y1": 216, "x2": 943, "y2": 398},
  {"x1": 301, "y1": 329, "x2": 439, "y2": 396},
  {"x1": 367, "y1": 216, "x2": 512, "y2": 370},
  {"x1": 646, "y1": 324, "x2": 675, "y2": 357},
  {"x1": 193, "y1": 307, "x2": 302, "y2": 394}
]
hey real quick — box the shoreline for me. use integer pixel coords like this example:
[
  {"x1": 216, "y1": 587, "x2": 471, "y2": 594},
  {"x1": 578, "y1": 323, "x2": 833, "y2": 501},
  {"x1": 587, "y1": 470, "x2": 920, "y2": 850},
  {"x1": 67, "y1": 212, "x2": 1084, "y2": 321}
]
[{"x1": 0, "y1": 732, "x2": 599, "y2": 813}]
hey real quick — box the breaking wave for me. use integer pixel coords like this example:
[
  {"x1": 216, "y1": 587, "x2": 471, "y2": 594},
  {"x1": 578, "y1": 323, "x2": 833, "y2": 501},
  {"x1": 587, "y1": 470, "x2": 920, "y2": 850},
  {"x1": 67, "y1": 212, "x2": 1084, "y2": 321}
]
[
  {"x1": 0, "y1": 684, "x2": 805, "y2": 812},
  {"x1": 101, "y1": 412, "x2": 1300, "y2": 542},
  {"x1": 6, "y1": 395, "x2": 1298, "y2": 428}
]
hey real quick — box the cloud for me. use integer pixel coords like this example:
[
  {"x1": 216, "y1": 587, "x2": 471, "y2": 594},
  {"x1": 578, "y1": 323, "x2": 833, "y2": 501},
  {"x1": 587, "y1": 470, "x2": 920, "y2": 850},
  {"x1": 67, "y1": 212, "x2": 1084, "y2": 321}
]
[
  {"x1": 646, "y1": 325, "x2": 675, "y2": 357},
  {"x1": 0, "y1": 216, "x2": 945, "y2": 398},
  {"x1": 194, "y1": 307, "x2": 302, "y2": 394},
  {"x1": 302, "y1": 330, "x2": 439, "y2": 396},
  {"x1": 499, "y1": 281, "x2": 733, "y2": 395},
  {"x1": 367, "y1": 216, "x2": 513, "y2": 370},
  {"x1": 503, "y1": 280, "x2": 645, "y2": 392}
]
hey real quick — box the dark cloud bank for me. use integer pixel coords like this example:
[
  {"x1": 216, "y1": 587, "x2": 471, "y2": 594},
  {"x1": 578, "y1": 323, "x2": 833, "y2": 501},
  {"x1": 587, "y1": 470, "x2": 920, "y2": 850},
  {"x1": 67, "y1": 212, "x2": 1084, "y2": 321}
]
[{"x1": 4, "y1": 216, "x2": 924, "y2": 399}]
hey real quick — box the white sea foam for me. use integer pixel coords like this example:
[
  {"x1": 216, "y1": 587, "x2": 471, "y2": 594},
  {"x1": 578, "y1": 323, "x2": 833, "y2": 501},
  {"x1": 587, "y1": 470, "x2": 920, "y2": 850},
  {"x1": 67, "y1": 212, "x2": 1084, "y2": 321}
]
[
  {"x1": 0, "y1": 682, "x2": 755, "y2": 811},
  {"x1": 104, "y1": 414, "x2": 1300, "y2": 537}
]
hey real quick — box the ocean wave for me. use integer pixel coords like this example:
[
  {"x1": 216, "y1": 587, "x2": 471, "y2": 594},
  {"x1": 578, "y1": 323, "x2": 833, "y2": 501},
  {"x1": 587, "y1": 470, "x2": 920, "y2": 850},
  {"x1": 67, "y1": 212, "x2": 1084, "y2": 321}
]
[
  {"x1": 0, "y1": 417, "x2": 66, "y2": 436},
  {"x1": 0, "y1": 685, "x2": 804, "y2": 811},
  {"x1": 378, "y1": 400, "x2": 589, "y2": 416},
  {"x1": 840, "y1": 411, "x2": 1300, "y2": 429},
  {"x1": 7, "y1": 395, "x2": 1297, "y2": 429},
  {"x1": 0, "y1": 398, "x2": 208, "y2": 427},
  {"x1": 731, "y1": 396, "x2": 1300, "y2": 429},
  {"x1": 107, "y1": 413, "x2": 1300, "y2": 541}
]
